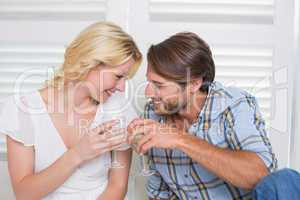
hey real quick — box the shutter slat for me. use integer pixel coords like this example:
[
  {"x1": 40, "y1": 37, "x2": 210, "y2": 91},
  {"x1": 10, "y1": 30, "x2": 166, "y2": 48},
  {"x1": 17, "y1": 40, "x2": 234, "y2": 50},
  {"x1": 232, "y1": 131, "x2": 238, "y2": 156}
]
[
  {"x1": 212, "y1": 45, "x2": 272, "y2": 120},
  {"x1": 149, "y1": 0, "x2": 274, "y2": 24},
  {"x1": 0, "y1": 44, "x2": 63, "y2": 98},
  {"x1": 0, "y1": 0, "x2": 107, "y2": 20}
]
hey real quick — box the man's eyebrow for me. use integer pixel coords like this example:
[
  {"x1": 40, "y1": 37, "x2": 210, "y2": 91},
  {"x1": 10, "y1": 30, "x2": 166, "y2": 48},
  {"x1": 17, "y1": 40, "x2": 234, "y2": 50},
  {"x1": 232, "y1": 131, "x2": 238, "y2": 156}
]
[{"x1": 149, "y1": 80, "x2": 164, "y2": 85}]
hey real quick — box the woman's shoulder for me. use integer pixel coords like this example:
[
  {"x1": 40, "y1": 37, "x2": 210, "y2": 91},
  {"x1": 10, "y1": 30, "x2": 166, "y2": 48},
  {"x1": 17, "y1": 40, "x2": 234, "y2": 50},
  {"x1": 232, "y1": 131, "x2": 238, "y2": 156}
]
[
  {"x1": 0, "y1": 91, "x2": 39, "y2": 146},
  {"x1": 0, "y1": 91, "x2": 41, "y2": 114},
  {"x1": 0, "y1": 94, "x2": 25, "y2": 115}
]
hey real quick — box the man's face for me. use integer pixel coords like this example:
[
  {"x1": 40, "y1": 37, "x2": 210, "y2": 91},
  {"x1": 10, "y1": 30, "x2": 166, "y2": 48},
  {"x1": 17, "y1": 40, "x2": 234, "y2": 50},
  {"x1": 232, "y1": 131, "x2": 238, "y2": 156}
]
[{"x1": 145, "y1": 66, "x2": 188, "y2": 115}]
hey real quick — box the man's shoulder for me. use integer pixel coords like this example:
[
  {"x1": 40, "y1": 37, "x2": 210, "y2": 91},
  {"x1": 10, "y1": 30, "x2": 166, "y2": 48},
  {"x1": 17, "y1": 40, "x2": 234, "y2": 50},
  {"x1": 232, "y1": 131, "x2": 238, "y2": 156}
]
[
  {"x1": 211, "y1": 82, "x2": 254, "y2": 102},
  {"x1": 208, "y1": 82, "x2": 257, "y2": 118}
]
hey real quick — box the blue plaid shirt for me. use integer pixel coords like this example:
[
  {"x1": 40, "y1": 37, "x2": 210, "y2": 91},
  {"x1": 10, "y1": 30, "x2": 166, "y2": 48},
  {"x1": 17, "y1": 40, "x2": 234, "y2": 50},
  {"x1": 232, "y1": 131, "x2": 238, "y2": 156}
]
[{"x1": 146, "y1": 81, "x2": 277, "y2": 200}]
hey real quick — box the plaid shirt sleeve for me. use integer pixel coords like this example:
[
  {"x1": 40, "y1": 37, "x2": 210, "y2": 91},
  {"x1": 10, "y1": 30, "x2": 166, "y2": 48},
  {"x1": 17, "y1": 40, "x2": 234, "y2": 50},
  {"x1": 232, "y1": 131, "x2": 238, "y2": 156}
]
[{"x1": 223, "y1": 95, "x2": 278, "y2": 172}]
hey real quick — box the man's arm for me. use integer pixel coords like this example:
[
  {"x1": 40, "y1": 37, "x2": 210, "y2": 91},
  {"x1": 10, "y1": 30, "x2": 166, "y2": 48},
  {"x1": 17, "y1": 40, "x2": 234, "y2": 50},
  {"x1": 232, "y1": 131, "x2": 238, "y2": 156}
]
[
  {"x1": 175, "y1": 134, "x2": 268, "y2": 190},
  {"x1": 138, "y1": 130, "x2": 269, "y2": 190},
  {"x1": 131, "y1": 99, "x2": 275, "y2": 190},
  {"x1": 131, "y1": 120, "x2": 269, "y2": 190}
]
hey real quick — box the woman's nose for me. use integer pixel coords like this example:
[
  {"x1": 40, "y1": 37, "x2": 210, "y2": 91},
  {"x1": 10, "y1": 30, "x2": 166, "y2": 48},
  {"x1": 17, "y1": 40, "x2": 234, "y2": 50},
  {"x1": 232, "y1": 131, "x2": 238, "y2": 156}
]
[{"x1": 116, "y1": 79, "x2": 126, "y2": 92}]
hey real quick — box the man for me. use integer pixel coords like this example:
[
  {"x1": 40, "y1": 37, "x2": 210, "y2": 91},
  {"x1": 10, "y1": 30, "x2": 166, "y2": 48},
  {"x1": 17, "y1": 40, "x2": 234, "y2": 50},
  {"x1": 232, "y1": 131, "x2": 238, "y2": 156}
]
[{"x1": 128, "y1": 32, "x2": 277, "y2": 200}]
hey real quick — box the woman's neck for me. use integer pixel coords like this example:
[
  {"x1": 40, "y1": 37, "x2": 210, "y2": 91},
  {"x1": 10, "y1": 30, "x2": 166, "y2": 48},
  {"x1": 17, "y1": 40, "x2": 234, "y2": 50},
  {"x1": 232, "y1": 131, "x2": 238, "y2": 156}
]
[{"x1": 40, "y1": 83, "x2": 97, "y2": 115}]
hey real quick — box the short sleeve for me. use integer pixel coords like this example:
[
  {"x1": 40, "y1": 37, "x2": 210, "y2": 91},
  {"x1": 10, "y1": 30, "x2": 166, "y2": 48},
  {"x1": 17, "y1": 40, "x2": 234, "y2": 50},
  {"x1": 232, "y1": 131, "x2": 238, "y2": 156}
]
[
  {"x1": 224, "y1": 96, "x2": 277, "y2": 172},
  {"x1": 0, "y1": 96, "x2": 35, "y2": 146},
  {"x1": 147, "y1": 169, "x2": 175, "y2": 199}
]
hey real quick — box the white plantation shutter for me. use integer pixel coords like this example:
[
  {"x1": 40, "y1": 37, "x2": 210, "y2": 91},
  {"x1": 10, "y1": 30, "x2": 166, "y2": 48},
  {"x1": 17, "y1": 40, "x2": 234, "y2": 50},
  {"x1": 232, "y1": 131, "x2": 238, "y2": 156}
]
[
  {"x1": 0, "y1": 44, "x2": 64, "y2": 99},
  {"x1": 149, "y1": 0, "x2": 275, "y2": 24},
  {"x1": 129, "y1": 0, "x2": 294, "y2": 168},
  {"x1": 0, "y1": 0, "x2": 107, "y2": 20},
  {"x1": 212, "y1": 45, "x2": 273, "y2": 122},
  {"x1": 0, "y1": 0, "x2": 108, "y2": 101}
]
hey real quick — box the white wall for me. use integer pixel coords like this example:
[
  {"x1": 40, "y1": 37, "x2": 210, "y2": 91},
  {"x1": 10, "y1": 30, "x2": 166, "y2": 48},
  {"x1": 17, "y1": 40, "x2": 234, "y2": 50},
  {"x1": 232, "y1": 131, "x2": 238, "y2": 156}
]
[{"x1": 291, "y1": 0, "x2": 300, "y2": 171}]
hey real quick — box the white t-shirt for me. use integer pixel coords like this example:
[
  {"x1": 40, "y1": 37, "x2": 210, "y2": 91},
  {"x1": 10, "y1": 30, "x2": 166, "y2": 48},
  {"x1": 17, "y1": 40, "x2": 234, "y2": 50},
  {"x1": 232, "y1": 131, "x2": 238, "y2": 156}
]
[{"x1": 0, "y1": 91, "x2": 138, "y2": 200}]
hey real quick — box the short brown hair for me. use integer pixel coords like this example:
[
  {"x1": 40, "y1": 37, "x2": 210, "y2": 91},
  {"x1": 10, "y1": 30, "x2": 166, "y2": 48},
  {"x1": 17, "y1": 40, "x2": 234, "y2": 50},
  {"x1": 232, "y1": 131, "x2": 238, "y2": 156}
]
[{"x1": 147, "y1": 32, "x2": 215, "y2": 92}]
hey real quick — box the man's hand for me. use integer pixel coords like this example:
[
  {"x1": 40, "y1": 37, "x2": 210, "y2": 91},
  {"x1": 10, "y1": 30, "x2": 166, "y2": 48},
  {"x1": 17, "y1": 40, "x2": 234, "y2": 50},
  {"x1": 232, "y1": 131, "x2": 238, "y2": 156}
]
[{"x1": 127, "y1": 118, "x2": 184, "y2": 154}]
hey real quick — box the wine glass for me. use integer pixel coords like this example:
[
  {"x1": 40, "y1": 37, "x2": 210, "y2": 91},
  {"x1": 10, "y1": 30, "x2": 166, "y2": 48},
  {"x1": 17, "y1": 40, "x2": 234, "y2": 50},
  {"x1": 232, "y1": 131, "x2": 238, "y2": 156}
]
[
  {"x1": 109, "y1": 117, "x2": 127, "y2": 169},
  {"x1": 131, "y1": 99, "x2": 156, "y2": 176}
]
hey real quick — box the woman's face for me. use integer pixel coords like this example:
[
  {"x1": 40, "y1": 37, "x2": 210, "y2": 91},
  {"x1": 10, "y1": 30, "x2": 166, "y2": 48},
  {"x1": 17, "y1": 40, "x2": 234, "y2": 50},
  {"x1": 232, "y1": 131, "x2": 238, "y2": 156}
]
[{"x1": 85, "y1": 58, "x2": 135, "y2": 103}]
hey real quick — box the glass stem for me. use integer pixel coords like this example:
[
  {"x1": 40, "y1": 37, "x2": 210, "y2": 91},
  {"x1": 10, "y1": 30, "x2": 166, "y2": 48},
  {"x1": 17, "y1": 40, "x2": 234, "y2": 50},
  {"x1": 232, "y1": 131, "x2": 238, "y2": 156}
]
[
  {"x1": 112, "y1": 150, "x2": 118, "y2": 163},
  {"x1": 141, "y1": 155, "x2": 148, "y2": 171}
]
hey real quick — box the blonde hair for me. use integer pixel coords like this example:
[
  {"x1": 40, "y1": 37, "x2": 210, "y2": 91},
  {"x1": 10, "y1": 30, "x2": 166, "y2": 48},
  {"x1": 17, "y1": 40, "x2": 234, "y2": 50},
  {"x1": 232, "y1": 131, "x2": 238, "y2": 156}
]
[{"x1": 46, "y1": 21, "x2": 142, "y2": 88}]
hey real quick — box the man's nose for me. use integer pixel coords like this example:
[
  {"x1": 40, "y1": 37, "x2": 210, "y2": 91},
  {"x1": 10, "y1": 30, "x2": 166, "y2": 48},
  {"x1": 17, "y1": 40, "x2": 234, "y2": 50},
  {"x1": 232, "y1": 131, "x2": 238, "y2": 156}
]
[{"x1": 145, "y1": 82, "x2": 155, "y2": 98}]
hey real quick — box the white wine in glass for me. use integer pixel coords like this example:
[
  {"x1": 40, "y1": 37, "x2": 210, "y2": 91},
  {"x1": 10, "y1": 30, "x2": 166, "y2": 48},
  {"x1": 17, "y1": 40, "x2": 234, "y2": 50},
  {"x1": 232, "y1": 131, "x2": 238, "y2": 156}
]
[
  {"x1": 110, "y1": 117, "x2": 127, "y2": 169},
  {"x1": 131, "y1": 99, "x2": 156, "y2": 176}
]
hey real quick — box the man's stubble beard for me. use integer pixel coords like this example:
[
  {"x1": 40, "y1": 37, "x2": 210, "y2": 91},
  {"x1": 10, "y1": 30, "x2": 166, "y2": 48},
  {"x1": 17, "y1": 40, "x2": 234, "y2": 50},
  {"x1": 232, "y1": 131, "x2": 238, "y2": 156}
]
[{"x1": 153, "y1": 97, "x2": 187, "y2": 116}]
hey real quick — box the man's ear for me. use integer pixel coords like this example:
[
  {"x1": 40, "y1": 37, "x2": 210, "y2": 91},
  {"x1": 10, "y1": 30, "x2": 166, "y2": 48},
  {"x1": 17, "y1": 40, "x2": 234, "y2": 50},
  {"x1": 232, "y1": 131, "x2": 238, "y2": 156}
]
[{"x1": 189, "y1": 78, "x2": 203, "y2": 93}]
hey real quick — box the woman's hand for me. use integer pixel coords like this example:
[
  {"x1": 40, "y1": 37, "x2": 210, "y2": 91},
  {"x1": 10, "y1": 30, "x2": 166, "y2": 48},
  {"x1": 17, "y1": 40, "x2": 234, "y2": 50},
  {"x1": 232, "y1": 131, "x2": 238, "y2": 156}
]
[{"x1": 71, "y1": 119, "x2": 126, "y2": 164}]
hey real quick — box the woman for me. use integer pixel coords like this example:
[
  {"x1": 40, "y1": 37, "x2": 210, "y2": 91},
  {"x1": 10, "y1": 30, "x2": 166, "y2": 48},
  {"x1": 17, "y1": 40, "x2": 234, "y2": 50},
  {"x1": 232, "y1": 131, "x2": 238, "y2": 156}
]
[{"x1": 0, "y1": 22, "x2": 142, "y2": 200}]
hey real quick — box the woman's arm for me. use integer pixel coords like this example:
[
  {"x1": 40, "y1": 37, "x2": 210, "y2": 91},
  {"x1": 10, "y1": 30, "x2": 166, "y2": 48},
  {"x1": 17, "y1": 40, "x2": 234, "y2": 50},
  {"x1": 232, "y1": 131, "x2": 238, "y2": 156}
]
[
  {"x1": 7, "y1": 120, "x2": 125, "y2": 200},
  {"x1": 97, "y1": 149, "x2": 132, "y2": 200},
  {"x1": 7, "y1": 136, "x2": 81, "y2": 200}
]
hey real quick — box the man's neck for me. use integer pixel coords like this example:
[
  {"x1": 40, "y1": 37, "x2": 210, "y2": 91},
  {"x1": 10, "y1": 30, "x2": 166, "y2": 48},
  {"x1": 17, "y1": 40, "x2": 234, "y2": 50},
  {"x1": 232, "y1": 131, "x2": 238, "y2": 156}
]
[{"x1": 177, "y1": 91, "x2": 207, "y2": 124}]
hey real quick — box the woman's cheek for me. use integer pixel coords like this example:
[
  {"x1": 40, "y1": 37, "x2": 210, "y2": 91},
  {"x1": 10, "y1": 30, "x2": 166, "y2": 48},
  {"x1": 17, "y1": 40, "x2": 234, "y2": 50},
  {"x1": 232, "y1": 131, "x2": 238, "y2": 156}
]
[{"x1": 102, "y1": 76, "x2": 117, "y2": 90}]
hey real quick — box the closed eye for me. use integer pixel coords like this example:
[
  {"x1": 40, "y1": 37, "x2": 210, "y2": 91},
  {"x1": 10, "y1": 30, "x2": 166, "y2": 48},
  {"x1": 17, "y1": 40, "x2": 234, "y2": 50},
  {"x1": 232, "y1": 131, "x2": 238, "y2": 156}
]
[
  {"x1": 149, "y1": 80, "x2": 164, "y2": 88},
  {"x1": 116, "y1": 75, "x2": 124, "y2": 79}
]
